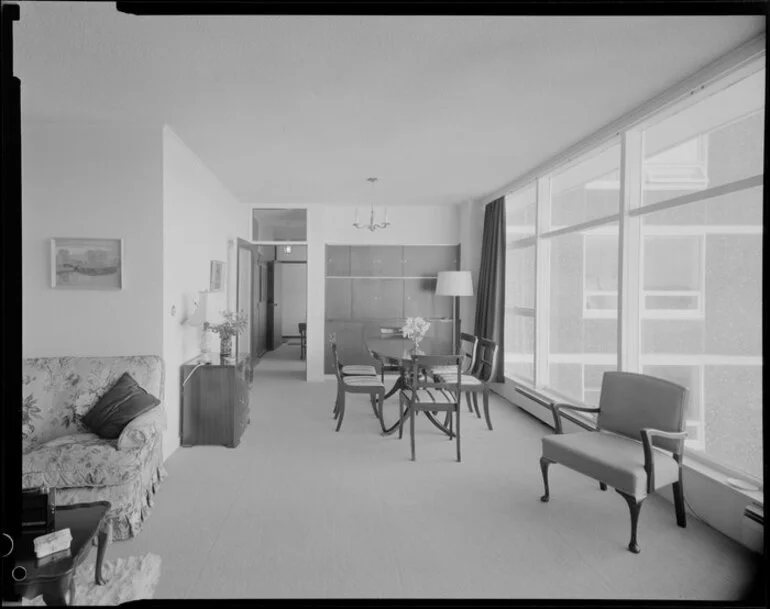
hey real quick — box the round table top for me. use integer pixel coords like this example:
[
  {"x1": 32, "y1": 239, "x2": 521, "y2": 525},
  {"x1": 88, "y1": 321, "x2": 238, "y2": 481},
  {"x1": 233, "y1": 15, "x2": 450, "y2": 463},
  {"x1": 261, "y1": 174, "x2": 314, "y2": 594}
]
[{"x1": 365, "y1": 337, "x2": 456, "y2": 364}]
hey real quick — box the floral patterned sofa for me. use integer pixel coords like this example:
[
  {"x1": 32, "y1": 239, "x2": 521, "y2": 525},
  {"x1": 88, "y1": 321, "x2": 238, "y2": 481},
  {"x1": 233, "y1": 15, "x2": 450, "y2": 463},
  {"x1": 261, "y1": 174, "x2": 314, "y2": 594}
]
[{"x1": 22, "y1": 355, "x2": 167, "y2": 541}]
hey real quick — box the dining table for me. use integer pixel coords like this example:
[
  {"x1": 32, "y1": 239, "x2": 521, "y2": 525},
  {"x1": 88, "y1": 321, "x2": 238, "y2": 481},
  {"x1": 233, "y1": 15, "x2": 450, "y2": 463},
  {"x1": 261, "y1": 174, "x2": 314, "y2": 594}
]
[{"x1": 365, "y1": 336, "x2": 458, "y2": 437}]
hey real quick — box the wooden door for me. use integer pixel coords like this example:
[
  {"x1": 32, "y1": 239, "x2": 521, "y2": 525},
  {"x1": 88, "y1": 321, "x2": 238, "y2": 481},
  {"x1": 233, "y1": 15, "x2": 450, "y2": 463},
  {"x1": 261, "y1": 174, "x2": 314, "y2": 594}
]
[{"x1": 266, "y1": 261, "x2": 283, "y2": 350}]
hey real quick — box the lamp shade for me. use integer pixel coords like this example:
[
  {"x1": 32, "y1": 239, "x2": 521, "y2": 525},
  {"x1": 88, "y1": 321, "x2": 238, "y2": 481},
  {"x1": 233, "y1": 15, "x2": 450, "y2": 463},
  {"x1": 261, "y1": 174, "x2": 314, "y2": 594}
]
[{"x1": 435, "y1": 271, "x2": 474, "y2": 297}]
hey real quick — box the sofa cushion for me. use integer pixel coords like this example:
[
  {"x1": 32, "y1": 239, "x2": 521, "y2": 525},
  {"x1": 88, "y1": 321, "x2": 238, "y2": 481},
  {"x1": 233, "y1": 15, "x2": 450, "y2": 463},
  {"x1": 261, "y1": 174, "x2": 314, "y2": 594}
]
[
  {"x1": 82, "y1": 373, "x2": 160, "y2": 439},
  {"x1": 22, "y1": 433, "x2": 145, "y2": 489},
  {"x1": 541, "y1": 431, "x2": 680, "y2": 500}
]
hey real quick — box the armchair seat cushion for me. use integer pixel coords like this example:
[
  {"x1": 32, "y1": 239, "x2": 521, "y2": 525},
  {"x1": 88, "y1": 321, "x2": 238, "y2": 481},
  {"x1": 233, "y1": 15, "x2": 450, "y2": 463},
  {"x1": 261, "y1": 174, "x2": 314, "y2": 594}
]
[
  {"x1": 341, "y1": 365, "x2": 378, "y2": 376},
  {"x1": 542, "y1": 431, "x2": 680, "y2": 500},
  {"x1": 23, "y1": 433, "x2": 146, "y2": 489}
]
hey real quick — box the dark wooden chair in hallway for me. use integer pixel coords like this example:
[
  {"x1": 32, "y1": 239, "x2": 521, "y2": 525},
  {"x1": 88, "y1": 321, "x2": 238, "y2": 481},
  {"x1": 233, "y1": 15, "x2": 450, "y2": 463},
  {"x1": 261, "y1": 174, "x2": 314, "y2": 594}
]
[
  {"x1": 539, "y1": 371, "x2": 689, "y2": 554},
  {"x1": 433, "y1": 336, "x2": 499, "y2": 430},
  {"x1": 330, "y1": 337, "x2": 385, "y2": 432},
  {"x1": 298, "y1": 322, "x2": 307, "y2": 360},
  {"x1": 399, "y1": 354, "x2": 463, "y2": 462}
]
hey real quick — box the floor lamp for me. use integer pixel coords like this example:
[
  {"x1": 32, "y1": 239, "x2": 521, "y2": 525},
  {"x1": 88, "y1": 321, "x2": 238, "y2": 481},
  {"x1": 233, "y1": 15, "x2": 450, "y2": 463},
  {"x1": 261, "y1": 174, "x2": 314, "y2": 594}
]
[{"x1": 436, "y1": 271, "x2": 474, "y2": 352}]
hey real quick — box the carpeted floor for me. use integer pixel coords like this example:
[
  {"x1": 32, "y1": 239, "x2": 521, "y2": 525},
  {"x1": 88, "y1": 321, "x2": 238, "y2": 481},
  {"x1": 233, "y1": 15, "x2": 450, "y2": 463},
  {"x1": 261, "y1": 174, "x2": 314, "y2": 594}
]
[{"x1": 97, "y1": 343, "x2": 758, "y2": 600}]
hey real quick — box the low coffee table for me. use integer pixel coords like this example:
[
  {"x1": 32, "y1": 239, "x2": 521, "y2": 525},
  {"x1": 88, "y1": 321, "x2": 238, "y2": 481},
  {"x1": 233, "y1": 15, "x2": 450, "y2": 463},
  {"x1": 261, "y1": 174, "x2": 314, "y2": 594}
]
[{"x1": 14, "y1": 501, "x2": 111, "y2": 606}]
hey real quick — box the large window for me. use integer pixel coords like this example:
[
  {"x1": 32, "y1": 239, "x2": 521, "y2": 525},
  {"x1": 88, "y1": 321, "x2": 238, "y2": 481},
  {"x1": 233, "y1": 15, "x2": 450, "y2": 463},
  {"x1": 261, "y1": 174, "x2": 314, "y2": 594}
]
[{"x1": 503, "y1": 62, "x2": 764, "y2": 483}]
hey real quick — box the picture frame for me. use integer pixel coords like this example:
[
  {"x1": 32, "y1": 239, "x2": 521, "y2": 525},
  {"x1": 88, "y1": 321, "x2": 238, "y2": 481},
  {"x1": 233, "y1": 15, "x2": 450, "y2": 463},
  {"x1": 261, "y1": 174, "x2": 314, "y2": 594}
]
[
  {"x1": 51, "y1": 238, "x2": 123, "y2": 290},
  {"x1": 210, "y1": 260, "x2": 225, "y2": 292}
]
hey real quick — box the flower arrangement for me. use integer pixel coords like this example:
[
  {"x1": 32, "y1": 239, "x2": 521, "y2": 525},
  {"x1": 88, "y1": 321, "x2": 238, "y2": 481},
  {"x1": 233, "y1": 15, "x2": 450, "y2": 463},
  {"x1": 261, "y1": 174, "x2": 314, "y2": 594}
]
[
  {"x1": 204, "y1": 310, "x2": 249, "y2": 338},
  {"x1": 401, "y1": 316, "x2": 431, "y2": 345},
  {"x1": 204, "y1": 310, "x2": 248, "y2": 358}
]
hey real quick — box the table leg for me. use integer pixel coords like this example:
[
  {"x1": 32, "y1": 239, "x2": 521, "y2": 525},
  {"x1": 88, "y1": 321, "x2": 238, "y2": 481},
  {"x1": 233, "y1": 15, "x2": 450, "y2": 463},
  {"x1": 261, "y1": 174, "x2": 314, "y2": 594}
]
[
  {"x1": 382, "y1": 371, "x2": 406, "y2": 401},
  {"x1": 95, "y1": 524, "x2": 109, "y2": 585},
  {"x1": 42, "y1": 574, "x2": 74, "y2": 606},
  {"x1": 423, "y1": 411, "x2": 454, "y2": 437}
]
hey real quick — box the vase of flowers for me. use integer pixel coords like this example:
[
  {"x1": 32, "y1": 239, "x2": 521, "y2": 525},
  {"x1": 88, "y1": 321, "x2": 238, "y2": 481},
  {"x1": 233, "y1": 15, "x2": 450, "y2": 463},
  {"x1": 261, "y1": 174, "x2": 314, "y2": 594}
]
[
  {"x1": 204, "y1": 310, "x2": 249, "y2": 359},
  {"x1": 401, "y1": 316, "x2": 431, "y2": 356}
]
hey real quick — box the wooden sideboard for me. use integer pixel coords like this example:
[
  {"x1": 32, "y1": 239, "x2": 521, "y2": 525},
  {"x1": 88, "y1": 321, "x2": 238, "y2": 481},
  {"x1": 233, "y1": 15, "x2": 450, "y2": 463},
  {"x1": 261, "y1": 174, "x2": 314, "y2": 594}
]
[
  {"x1": 324, "y1": 244, "x2": 460, "y2": 374},
  {"x1": 180, "y1": 354, "x2": 251, "y2": 448}
]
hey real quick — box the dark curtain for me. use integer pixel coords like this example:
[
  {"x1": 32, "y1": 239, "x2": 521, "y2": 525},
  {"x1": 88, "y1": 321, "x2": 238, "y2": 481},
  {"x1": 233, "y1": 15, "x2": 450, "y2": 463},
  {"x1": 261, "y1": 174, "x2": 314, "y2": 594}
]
[{"x1": 474, "y1": 197, "x2": 506, "y2": 382}]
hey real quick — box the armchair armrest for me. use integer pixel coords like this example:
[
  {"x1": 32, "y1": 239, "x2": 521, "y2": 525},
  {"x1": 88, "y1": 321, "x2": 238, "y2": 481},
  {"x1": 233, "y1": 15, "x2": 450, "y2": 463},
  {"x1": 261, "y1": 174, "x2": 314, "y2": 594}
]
[
  {"x1": 550, "y1": 402, "x2": 601, "y2": 434},
  {"x1": 117, "y1": 405, "x2": 165, "y2": 451},
  {"x1": 640, "y1": 428, "x2": 688, "y2": 493}
]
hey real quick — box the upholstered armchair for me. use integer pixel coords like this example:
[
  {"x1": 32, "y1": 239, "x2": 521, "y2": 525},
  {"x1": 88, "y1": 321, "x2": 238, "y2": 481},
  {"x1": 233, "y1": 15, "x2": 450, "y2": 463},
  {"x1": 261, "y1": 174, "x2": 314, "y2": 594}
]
[{"x1": 539, "y1": 371, "x2": 689, "y2": 553}]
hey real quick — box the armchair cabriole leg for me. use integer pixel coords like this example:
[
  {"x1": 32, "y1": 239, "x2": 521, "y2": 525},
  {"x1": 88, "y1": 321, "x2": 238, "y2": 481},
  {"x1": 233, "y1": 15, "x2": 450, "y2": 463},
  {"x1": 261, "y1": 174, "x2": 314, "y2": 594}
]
[
  {"x1": 616, "y1": 490, "x2": 644, "y2": 554},
  {"x1": 673, "y1": 478, "x2": 687, "y2": 528},
  {"x1": 540, "y1": 457, "x2": 553, "y2": 502},
  {"x1": 600, "y1": 482, "x2": 607, "y2": 491}
]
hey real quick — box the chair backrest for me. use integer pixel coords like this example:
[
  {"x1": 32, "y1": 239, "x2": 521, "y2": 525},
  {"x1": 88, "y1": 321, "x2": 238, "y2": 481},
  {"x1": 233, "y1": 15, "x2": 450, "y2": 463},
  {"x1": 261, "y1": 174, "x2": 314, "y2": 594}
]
[
  {"x1": 298, "y1": 322, "x2": 307, "y2": 335},
  {"x1": 472, "y1": 337, "x2": 499, "y2": 382},
  {"x1": 406, "y1": 354, "x2": 463, "y2": 396},
  {"x1": 459, "y1": 332, "x2": 479, "y2": 373},
  {"x1": 597, "y1": 371, "x2": 689, "y2": 453},
  {"x1": 329, "y1": 335, "x2": 343, "y2": 381}
]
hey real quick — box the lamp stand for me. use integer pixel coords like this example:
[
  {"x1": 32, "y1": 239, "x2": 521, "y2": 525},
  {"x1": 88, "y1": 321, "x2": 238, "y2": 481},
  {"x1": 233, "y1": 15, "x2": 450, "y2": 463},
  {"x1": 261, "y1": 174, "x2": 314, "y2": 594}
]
[{"x1": 453, "y1": 295, "x2": 460, "y2": 353}]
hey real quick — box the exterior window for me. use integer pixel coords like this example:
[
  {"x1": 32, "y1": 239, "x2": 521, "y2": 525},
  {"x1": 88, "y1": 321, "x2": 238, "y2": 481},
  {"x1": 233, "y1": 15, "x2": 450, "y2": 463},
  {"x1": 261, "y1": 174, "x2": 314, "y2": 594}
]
[
  {"x1": 501, "y1": 62, "x2": 764, "y2": 484},
  {"x1": 642, "y1": 235, "x2": 704, "y2": 319}
]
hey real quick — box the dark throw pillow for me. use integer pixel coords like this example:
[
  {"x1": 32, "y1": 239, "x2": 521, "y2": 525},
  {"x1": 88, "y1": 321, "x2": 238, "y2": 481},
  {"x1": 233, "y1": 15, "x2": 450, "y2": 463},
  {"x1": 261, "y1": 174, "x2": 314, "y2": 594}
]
[{"x1": 82, "y1": 372, "x2": 160, "y2": 439}]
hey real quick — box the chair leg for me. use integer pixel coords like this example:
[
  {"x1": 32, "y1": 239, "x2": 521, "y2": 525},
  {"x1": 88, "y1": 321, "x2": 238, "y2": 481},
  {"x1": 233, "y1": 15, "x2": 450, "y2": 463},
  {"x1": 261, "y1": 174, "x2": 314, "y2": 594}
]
[
  {"x1": 600, "y1": 482, "x2": 607, "y2": 491},
  {"x1": 376, "y1": 391, "x2": 385, "y2": 433},
  {"x1": 398, "y1": 394, "x2": 405, "y2": 439},
  {"x1": 465, "y1": 392, "x2": 474, "y2": 413},
  {"x1": 335, "y1": 392, "x2": 346, "y2": 432},
  {"x1": 482, "y1": 389, "x2": 492, "y2": 430},
  {"x1": 540, "y1": 457, "x2": 553, "y2": 502},
  {"x1": 471, "y1": 392, "x2": 481, "y2": 418},
  {"x1": 369, "y1": 393, "x2": 378, "y2": 417},
  {"x1": 616, "y1": 490, "x2": 644, "y2": 554},
  {"x1": 673, "y1": 480, "x2": 687, "y2": 528},
  {"x1": 334, "y1": 382, "x2": 341, "y2": 416},
  {"x1": 410, "y1": 405, "x2": 416, "y2": 461},
  {"x1": 456, "y1": 407, "x2": 461, "y2": 462}
]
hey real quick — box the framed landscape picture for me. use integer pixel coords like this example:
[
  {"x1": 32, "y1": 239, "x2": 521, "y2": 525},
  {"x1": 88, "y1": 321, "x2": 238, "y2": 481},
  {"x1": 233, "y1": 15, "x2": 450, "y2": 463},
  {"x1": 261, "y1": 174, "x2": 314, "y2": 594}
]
[
  {"x1": 210, "y1": 260, "x2": 225, "y2": 292},
  {"x1": 51, "y1": 238, "x2": 123, "y2": 290}
]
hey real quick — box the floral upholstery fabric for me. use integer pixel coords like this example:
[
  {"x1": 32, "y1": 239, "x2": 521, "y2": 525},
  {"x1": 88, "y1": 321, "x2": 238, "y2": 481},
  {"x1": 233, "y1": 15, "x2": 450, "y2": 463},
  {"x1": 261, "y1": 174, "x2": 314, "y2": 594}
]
[{"x1": 22, "y1": 355, "x2": 166, "y2": 541}]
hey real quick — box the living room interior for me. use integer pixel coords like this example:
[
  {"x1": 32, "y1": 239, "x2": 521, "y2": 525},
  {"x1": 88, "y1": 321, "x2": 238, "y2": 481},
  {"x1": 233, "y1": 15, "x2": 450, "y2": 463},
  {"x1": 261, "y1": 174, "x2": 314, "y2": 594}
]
[{"x1": 10, "y1": 3, "x2": 766, "y2": 603}]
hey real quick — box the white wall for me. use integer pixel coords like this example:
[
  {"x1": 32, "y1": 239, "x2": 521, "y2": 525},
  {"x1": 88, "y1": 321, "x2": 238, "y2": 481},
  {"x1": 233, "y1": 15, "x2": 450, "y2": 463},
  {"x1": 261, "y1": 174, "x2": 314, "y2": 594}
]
[
  {"x1": 281, "y1": 263, "x2": 307, "y2": 337},
  {"x1": 162, "y1": 126, "x2": 249, "y2": 458},
  {"x1": 22, "y1": 120, "x2": 164, "y2": 358}
]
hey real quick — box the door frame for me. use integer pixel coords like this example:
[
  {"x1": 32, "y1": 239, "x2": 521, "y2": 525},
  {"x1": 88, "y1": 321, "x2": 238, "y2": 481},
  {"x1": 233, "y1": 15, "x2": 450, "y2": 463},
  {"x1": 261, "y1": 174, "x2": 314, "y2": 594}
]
[{"x1": 235, "y1": 237, "x2": 258, "y2": 364}]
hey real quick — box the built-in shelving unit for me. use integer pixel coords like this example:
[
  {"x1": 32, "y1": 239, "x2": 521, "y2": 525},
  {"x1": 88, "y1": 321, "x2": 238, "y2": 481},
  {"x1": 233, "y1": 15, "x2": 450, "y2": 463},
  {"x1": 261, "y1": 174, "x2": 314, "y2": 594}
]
[{"x1": 324, "y1": 245, "x2": 460, "y2": 373}]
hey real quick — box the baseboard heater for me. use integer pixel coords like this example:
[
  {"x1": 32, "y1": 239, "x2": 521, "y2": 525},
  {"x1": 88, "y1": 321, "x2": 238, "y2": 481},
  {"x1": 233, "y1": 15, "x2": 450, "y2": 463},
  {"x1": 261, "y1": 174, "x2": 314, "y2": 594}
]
[{"x1": 742, "y1": 503, "x2": 764, "y2": 554}]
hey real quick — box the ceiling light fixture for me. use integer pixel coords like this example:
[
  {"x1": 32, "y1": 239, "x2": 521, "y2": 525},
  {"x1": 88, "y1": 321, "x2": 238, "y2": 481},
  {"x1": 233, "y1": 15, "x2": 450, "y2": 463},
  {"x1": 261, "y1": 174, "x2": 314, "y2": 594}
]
[{"x1": 353, "y1": 177, "x2": 390, "y2": 232}]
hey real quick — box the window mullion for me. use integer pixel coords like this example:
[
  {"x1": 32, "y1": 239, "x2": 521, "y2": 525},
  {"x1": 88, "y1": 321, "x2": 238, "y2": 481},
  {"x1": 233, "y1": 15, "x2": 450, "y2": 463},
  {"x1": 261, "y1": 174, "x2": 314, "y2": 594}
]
[
  {"x1": 534, "y1": 176, "x2": 551, "y2": 388},
  {"x1": 618, "y1": 129, "x2": 643, "y2": 373}
]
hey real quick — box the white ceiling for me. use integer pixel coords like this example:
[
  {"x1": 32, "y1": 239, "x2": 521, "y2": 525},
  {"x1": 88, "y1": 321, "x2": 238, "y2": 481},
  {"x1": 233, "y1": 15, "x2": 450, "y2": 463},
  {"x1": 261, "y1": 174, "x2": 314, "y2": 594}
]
[{"x1": 14, "y1": 4, "x2": 765, "y2": 206}]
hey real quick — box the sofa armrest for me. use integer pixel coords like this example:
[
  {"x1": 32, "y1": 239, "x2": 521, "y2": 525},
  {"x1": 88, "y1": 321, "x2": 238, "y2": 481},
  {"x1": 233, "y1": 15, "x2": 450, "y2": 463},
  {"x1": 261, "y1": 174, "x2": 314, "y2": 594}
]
[{"x1": 117, "y1": 405, "x2": 165, "y2": 451}]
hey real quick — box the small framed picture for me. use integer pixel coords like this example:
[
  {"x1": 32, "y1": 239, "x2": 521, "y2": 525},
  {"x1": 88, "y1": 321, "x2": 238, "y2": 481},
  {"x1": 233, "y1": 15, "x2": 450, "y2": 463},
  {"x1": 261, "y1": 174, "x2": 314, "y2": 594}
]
[
  {"x1": 210, "y1": 260, "x2": 225, "y2": 292},
  {"x1": 51, "y1": 238, "x2": 123, "y2": 290}
]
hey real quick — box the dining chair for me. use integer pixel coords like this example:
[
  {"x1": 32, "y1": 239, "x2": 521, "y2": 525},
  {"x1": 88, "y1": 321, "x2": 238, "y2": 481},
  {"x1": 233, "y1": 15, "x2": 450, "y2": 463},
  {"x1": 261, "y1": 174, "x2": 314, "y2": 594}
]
[
  {"x1": 370, "y1": 326, "x2": 404, "y2": 383},
  {"x1": 540, "y1": 371, "x2": 689, "y2": 554},
  {"x1": 328, "y1": 333, "x2": 378, "y2": 377},
  {"x1": 330, "y1": 337, "x2": 385, "y2": 432},
  {"x1": 298, "y1": 322, "x2": 307, "y2": 360},
  {"x1": 399, "y1": 354, "x2": 463, "y2": 462},
  {"x1": 433, "y1": 336, "x2": 499, "y2": 431},
  {"x1": 427, "y1": 332, "x2": 478, "y2": 414}
]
